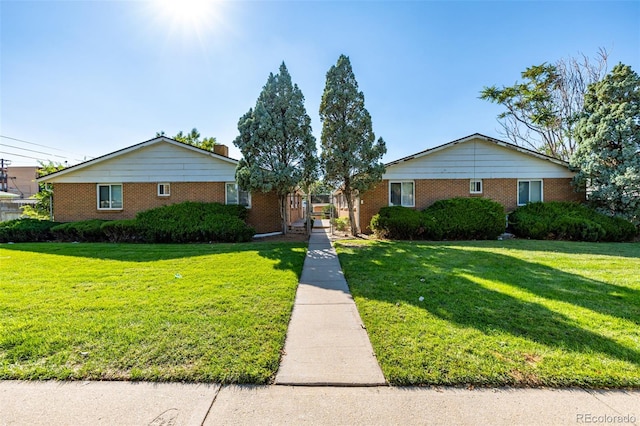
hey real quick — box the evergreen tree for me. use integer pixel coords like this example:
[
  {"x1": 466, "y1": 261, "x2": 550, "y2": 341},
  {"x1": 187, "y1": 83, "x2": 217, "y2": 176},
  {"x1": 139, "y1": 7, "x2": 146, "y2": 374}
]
[
  {"x1": 319, "y1": 55, "x2": 386, "y2": 235},
  {"x1": 571, "y1": 63, "x2": 640, "y2": 225},
  {"x1": 234, "y1": 62, "x2": 317, "y2": 234}
]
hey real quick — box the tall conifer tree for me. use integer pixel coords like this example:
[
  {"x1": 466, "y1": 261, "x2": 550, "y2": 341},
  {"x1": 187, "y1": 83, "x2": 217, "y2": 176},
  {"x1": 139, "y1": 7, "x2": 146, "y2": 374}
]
[
  {"x1": 234, "y1": 63, "x2": 317, "y2": 234},
  {"x1": 319, "y1": 55, "x2": 386, "y2": 235},
  {"x1": 571, "y1": 63, "x2": 640, "y2": 225}
]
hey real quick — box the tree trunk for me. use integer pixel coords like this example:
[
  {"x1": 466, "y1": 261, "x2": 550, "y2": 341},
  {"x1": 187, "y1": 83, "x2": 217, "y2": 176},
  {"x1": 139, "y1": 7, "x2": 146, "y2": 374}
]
[
  {"x1": 344, "y1": 187, "x2": 358, "y2": 236},
  {"x1": 280, "y1": 194, "x2": 288, "y2": 235},
  {"x1": 305, "y1": 192, "x2": 312, "y2": 235}
]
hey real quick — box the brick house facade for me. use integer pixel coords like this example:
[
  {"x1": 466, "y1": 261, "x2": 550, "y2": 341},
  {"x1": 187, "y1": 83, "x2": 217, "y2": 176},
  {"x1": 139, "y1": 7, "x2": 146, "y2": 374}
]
[
  {"x1": 39, "y1": 137, "x2": 297, "y2": 234},
  {"x1": 338, "y1": 134, "x2": 585, "y2": 233}
]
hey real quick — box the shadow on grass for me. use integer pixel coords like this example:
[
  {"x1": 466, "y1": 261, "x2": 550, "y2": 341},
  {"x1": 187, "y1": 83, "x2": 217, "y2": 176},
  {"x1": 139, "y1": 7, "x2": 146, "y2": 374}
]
[
  {"x1": 0, "y1": 241, "x2": 307, "y2": 274},
  {"x1": 469, "y1": 239, "x2": 640, "y2": 259},
  {"x1": 338, "y1": 242, "x2": 640, "y2": 366}
]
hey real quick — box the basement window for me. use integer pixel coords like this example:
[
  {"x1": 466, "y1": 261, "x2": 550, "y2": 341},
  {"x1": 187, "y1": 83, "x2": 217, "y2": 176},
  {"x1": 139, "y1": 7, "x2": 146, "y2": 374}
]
[
  {"x1": 158, "y1": 183, "x2": 171, "y2": 197},
  {"x1": 470, "y1": 179, "x2": 483, "y2": 194}
]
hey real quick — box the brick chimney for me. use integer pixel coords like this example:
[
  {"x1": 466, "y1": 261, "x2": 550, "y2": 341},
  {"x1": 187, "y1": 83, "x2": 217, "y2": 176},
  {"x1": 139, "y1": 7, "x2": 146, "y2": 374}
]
[{"x1": 213, "y1": 144, "x2": 229, "y2": 157}]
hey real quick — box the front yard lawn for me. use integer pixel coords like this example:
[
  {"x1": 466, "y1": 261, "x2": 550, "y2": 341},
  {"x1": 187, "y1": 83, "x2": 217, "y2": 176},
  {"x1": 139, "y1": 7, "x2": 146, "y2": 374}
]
[
  {"x1": 0, "y1": 242, "x2": 306, "y2": 383},
  {"x1": 335, "y1": 239, "x2": 640, "y2": 388}
]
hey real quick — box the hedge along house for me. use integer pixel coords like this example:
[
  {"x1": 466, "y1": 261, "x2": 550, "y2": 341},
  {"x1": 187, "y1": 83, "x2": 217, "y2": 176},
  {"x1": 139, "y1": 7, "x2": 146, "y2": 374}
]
[
  {"x1": 336, "y1": 133, "x2": 584, "y2": 233},
  {"x1": 37, "y1": 136, "x2": 303, "y2": 234}
]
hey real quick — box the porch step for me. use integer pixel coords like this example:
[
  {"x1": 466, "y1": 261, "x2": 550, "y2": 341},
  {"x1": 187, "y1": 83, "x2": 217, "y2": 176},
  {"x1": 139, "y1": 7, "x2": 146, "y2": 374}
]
[{"x1": 288, "y1": 226, "x2": 307, "y2": 234}]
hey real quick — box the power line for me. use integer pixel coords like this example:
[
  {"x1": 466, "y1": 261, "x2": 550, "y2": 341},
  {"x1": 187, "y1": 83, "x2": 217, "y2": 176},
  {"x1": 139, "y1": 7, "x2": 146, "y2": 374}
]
[
  {"x1": 0, "y1": 143, "x2": 69, "y2": 160},
  {"x1": 0, "y1": 134, "x2": 90, "y2": 161},
  {"x1": 0, "y1": 151, "x2": 48, "y2": 161}
]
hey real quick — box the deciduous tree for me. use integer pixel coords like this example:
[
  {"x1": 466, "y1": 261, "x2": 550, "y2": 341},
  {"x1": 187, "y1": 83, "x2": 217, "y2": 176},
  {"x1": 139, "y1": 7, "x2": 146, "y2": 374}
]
[
  {"x1": 319, "y1": 55, "x2": 386, "y2": 236},
  {"x1": 156, "y1": 128, "x2": 217, "y2": 151},
  {"x1": 22, "y1": 161, "x2": 65, "y2": 219},
  {"x1": 480, "y1": 50, "x2": 608, "y2": 161}
]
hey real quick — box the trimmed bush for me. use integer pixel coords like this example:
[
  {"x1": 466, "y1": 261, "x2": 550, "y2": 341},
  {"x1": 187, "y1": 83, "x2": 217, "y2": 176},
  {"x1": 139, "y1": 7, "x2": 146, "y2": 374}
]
[
  {"x1": 135, "y1": 202, "x2": 255, "y2": 243},
  {"x1": 509, "y1": 202, "x2": 637, "y2": 242},
  {"x1": 370, "y1": 198, "x2": 505, "y2": 241},
  {"x1": 51, "y1": 219, "x2": 109, "y2": 242},
  {"x1": 423, "y1": 197, "x2": 505, "y2": 240},
  {"x1": 101, "y1": 219, "x2": 141, "y2": 243},
  {"x1": 370, "y1": 206, "x2": 423, "y2": 239},
  {"x1": 0, "y1": 218, "x2": 61, "y2": 243},
  {"x1": 551, "y1": 216, "x2": 604, "y2": 242},
  {"x1": 136, "y1": 201, "x2": 248, "y2": 225}
]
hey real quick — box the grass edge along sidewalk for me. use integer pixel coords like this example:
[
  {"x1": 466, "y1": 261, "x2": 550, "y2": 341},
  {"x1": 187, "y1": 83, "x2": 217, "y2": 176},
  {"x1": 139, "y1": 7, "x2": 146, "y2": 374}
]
[
  {"x1": 335, "y1": 239, "x2": 640, "y2": 388},
  {"x1": 0, "y1": 242, "x2": 306, "y2": 384}
]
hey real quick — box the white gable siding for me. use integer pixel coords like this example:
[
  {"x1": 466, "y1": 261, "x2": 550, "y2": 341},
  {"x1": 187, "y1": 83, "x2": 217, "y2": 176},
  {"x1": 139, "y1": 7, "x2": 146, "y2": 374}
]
[
  {"x1": 46, "y1": 143, "x2": 237, "y2": 183},
  {"x1": 384, "y1": 139, "x2": 574, "y2": 180}
]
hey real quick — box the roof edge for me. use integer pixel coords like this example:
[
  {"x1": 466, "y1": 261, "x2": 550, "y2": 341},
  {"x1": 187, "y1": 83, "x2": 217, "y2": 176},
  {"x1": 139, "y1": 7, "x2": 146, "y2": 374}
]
[
  {"x1": 385, "y1": 133, "x2": 570, "y2": 168},
  {"x1": 37, "y1": 136, "x2": 239, "y2": 182}
]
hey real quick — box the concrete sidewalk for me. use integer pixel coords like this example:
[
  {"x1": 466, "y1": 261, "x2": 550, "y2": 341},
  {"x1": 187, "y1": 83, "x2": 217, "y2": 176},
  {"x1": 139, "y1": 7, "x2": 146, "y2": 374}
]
[
  {"x1": 274, "y1": 227, "x2": 386, "y2": 386},
  {"x1": 2, "y1": 381, "x2": 639, "y2": 425}
]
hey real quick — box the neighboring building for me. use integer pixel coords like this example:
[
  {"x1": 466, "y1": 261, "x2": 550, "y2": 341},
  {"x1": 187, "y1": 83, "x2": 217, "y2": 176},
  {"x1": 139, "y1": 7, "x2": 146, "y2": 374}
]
[
  {"x1": 37, "y1": 136, "x2": 302, "y2": 234},
  {"x1": 5, "y1": 166, "x2": 39, "y2": 198},
  {"x1": 336, "y1": 134, "x2": 584, "y2": 233}
]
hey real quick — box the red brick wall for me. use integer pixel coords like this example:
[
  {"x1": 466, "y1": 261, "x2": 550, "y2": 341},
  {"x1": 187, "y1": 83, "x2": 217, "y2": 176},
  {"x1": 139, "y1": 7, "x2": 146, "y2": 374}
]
[
  {"x1": 359, "y1": 178, "x2": 583, "y2": 233},
  {"x1": 52, "y1": 182, "x2": 282, "y2": 234},
  {"x1": 247, "y1": 191, "x2": 282, "y2": 233}
]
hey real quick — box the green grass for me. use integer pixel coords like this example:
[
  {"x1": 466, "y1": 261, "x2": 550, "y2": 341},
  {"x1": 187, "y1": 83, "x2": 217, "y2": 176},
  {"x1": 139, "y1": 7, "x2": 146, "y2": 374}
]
[
  {"x1": 335, "y1": 239, "x2": 640, "y2": 388},
  {"x1": 0, "y1": 242, "x2": 306, "y2": 383}
]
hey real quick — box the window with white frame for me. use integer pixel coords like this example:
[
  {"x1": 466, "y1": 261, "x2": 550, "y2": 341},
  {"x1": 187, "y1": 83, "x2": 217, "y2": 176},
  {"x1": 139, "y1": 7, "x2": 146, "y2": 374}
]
[
  {"x1": 226, "y1": 183, "x2": 251, "y2": 208},
  {"x1": 518, "y1": 180, "x2": 543, "y2": 205},
  {"x1": 97, "y1": 184, "x2": 123, "y2": 210},
  {"x1": 157, "y1": 183, "x2": 170, "y2": 197},
  {"x1": 389, "y1": 181, "x2": 414, "y2": 207},
  {"x1": 470, "y1": 179, "x2": 483, "y2": 194}
]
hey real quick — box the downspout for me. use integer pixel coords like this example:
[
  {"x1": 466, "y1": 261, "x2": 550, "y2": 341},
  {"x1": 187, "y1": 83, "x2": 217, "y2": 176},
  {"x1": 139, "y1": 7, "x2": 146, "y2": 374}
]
[{"x1": 48, "y1": 184, "x2": 53, "y2": 221}]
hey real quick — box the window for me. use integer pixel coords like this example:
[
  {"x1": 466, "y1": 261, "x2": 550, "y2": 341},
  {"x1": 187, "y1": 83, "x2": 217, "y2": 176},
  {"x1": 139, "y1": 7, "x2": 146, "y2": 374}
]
[
  {"x1": 226, "y1": 183, "x2": 251, "y2": 208},
  {"x1": 389, "y1": 181, "x2": 414, "y2": 207},
  {"x1": 470, "y1": 179, "x2": 483, "y2": 194},
  {"x1": 518, "y1": 180, "x2": 543, "y2": 205},
  {"x1": 158, "y1": 183, "x2": 170, "y2": 197},
  {"x1": 97, "y1": 184, "x2": 123, "y2": 210}
]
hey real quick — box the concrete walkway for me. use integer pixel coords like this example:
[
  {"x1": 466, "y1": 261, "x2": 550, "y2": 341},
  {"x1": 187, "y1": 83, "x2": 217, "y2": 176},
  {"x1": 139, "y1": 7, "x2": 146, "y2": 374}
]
[
  {"x1": 2, "y1": 381, "x2": 639, "y2": 425},
  {"x1": 275, "y1": 226, "x2": 386, "y2": 386}
]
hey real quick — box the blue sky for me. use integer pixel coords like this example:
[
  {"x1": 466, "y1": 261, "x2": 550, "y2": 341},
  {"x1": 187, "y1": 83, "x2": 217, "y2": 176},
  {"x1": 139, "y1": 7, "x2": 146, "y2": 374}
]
[{"x1": 1, "y1": 0, "x2": 639, "y2": 167}]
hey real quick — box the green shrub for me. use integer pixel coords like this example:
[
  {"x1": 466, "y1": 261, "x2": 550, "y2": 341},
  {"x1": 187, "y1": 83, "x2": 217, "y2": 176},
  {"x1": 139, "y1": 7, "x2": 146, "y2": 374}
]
[
  {"x1": 370, "y1": 198, "x2": 505, "y2": 240},
  {"x1": 135, "y1": 202, "x2": 254, "y2": 243},
  {"x1": 51, "y1": 219, "x2": 109, "y2": 242},
  {"x1": 0, "y1": 218, "x2": 61, "y2": 243},
  {"x1": 551, "y1": 216, "x2": 605, "y2": 242},
  {"x1": 370, "y1": 206, "x2": 423, "y2": 239},
  {"x1": 423, "y1": 197, "x2": 505, "y2": 240},
  {"x1": 331, "y1": 217, "x2": 350, "y2": 232},
  {"x1": 136, "y1": 201, "x2": 248, "y2": 226},
  {"x1": 509, "y1": 202, "x2": 637, "y2": 242},
  {"x1": 322, "y1": 204, "x2": 337, "y2": 218},
  {"x1": 101, "y1": 219, "x2": 141, "y2": 243}
]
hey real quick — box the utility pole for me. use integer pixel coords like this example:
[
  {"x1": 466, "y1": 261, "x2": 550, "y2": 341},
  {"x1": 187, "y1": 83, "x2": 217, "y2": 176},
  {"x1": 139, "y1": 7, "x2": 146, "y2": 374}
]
[{"x1": 0, "y1": 158, "x2": 11, "y2": 192}]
